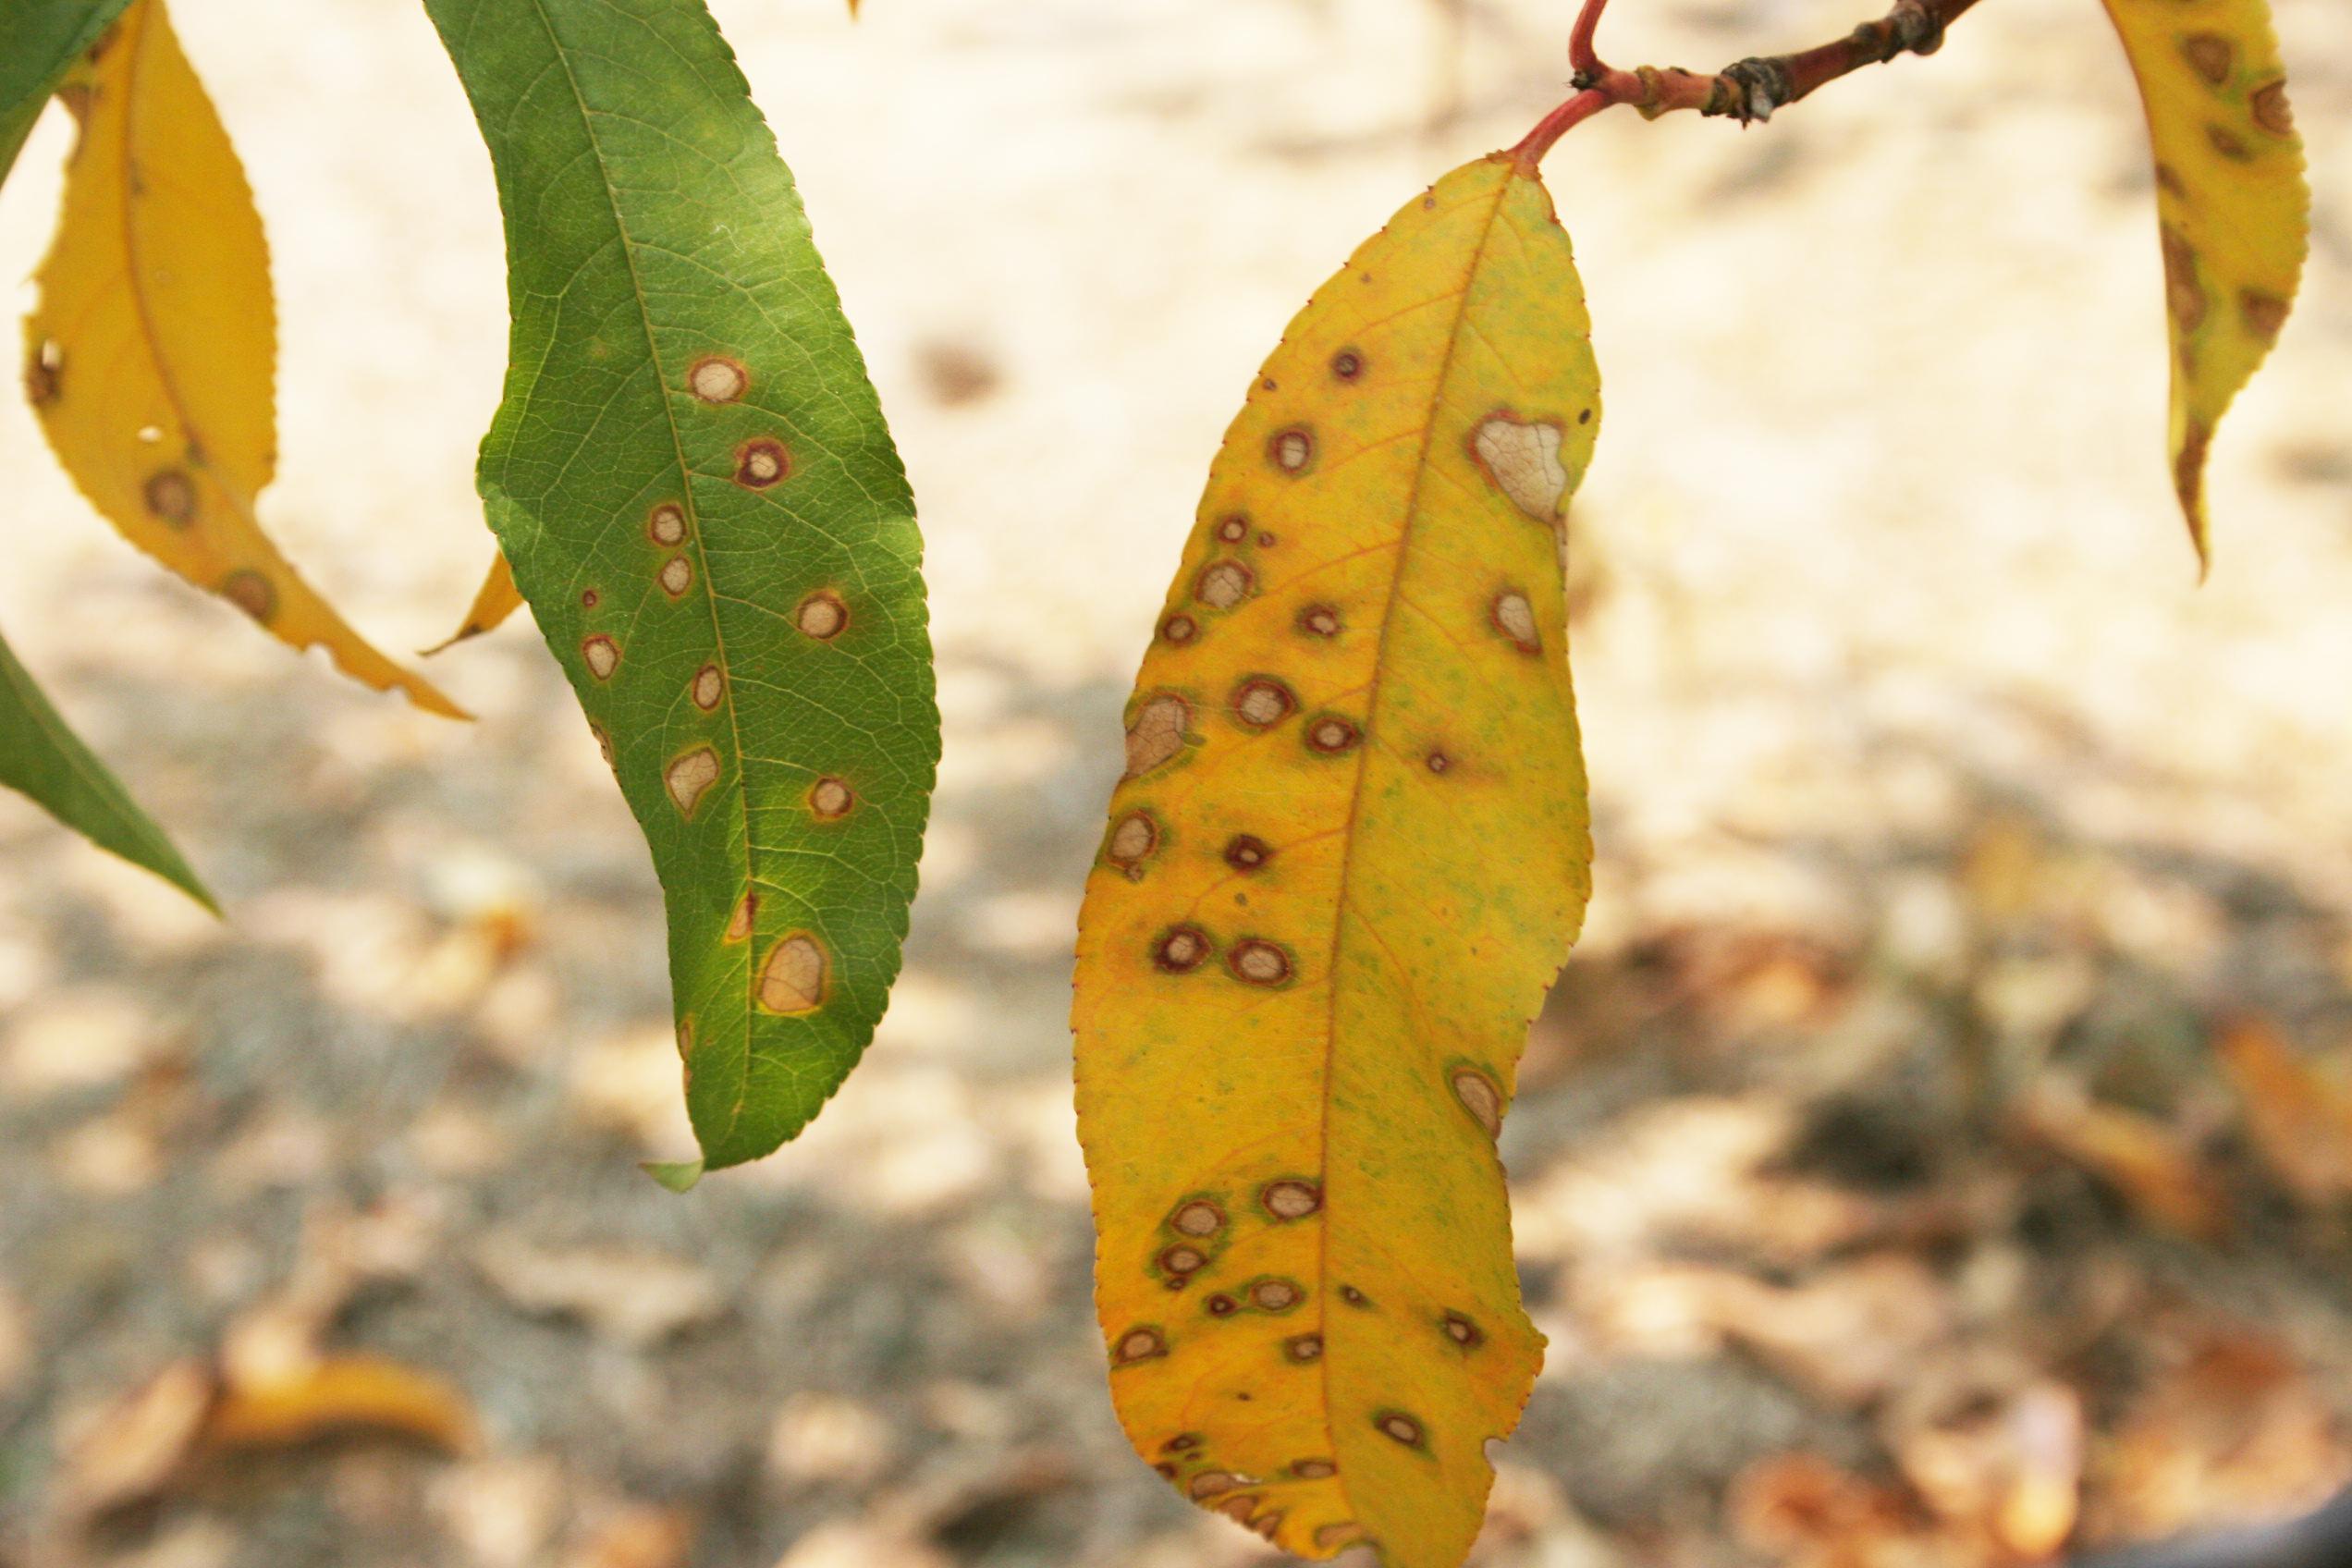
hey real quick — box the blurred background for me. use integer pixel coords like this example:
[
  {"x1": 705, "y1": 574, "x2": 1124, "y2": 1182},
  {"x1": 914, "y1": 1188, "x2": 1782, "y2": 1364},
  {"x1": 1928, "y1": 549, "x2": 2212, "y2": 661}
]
[{"x1": 3, "y1": 0, "x2": 2349, "y2": 1563}]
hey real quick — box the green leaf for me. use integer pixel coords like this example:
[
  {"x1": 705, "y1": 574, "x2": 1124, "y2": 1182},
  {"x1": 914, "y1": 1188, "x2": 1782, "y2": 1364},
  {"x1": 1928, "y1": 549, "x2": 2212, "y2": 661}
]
[
  {"x1": 0, "y1": 619, "x2": 214, "y2": 911},
  {"x1": 0, "y1": 0, "x2": 134, "y2": 183},
  {"x1": 423, "y1": 0, "x2": 937, "y2": 1172}
]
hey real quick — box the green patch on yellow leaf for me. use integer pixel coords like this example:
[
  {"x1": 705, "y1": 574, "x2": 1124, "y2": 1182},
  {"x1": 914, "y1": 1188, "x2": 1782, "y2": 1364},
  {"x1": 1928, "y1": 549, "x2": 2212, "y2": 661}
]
[
  {"x1": 2098, "y1": 0, "x2": 2308, "y2": 568},
  {"x1": 24, "y1": 0, "x2": 460, "y2": 717},
  {"x1": 1072, "y1": 155, "x2": 1598, "y2": 1568}
]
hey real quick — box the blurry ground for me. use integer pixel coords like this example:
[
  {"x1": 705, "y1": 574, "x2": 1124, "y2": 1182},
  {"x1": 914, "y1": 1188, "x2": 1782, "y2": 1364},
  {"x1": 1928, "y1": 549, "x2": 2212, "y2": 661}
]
[{"x1": 4, "y1": 0, "x2": 2351, "y2": 1563}]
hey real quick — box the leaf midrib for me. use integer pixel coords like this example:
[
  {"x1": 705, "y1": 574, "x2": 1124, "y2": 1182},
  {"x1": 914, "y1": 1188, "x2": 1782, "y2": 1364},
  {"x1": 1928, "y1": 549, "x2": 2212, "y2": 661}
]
[
  {"x1": 1315, "y1": 165, "x2": 1515, "y2": 1516},
  {"x1": 513, "y1": 0, "x2": 758, "y2": 1137}
]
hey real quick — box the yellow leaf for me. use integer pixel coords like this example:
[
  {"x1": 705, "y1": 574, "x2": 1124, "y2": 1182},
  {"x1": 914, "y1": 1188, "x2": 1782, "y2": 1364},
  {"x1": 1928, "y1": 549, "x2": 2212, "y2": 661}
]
[
  {"x1": 424, "y1": 551, "x2": 525, "y2": 654},
  {"x1": 2099, "y1": 0, "x2": 2308, "y2": 569},
  {"x1": 1072, "y1": 154, "x2": 1597, "y2": 1568},
  {"x1": 23, "y1": 0, "x2": 461, "y2": 717}
]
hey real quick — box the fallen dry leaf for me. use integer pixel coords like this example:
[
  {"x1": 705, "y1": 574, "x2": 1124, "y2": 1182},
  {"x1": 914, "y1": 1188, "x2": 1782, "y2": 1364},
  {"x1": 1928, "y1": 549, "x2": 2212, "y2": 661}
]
[
  {"x1": 2217, "y1": 1016, "x2": 2352, "y2": 1204},
  {"x1": 2017, "y1": 1081, "x2": 2226, "y2": 1240}
]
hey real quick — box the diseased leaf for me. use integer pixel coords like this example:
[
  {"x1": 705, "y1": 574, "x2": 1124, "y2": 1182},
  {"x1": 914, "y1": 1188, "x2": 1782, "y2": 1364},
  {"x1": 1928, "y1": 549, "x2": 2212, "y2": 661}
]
[
  {"x1": 0, "y1": 619, "x2": 213, "y2": 909},
  {"x1": 22, "y1": 0, "x2": 461, "y2": 717},
  {"x1": 0, "y1": 0, "x2": 135, "y2": 182},
  {"x1": 1072, "y1": 154, "x2": 1598, "y2": 1567},
  {"x1": 425, "y1": 552, "x2": 525, "y2": 654},
  {"x1": 424, "y1": 0, "x2": 937, "y2": 1170},
  {"x1": 2098, "y1": 0, "x2": 2308, "y2": 566}
]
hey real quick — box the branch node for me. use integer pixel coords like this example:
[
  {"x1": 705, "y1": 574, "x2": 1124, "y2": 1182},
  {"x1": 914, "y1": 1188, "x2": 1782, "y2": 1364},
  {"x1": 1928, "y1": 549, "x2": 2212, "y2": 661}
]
[{"x1": 1709, "y1": 57, "x2": 1792, "y2": 123}]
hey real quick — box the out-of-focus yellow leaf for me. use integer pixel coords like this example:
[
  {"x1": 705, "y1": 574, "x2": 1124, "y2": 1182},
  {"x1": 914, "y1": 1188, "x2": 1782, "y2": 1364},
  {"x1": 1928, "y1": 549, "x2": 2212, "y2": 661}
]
[
  {"x1": 425, "y1": 552, "x2": 525, "y2": 654},
  {"x1": 204, "y1": 1353, "x2": 480, "y2": 1454},
  {"x1": 2098, "y1": 0, "x2": 2308, "y2": 568},
  {"x1": 1073, "y1": 153, "x2": 1598, "y2": 1567},
  {"x1": 23, "y1": 0, "x2": 461, "y2": 717},
  {"x1": 2217, "y1": 1016, "x2": 2352, "y2": 1204}
]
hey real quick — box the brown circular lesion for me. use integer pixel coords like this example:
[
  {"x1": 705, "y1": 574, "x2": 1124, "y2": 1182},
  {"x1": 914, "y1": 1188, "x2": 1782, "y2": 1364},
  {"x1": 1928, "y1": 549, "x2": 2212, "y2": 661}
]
[
  {"x1": 2178, "y1": 32, "x2": 2234, "y2": 86},
  {"x1": 2238, "y1": 289, "x2": 2290, "y2": 342},
  {"x1": 1259, "y1": 1179, "x2": 1320, "y2": 1219},
  {"x1": 1230, "y1": 678, "x2": 1296, "y2": 730},
  {"x1": 1215, "y1": 514, "x2": 1250, "y2": 544},
  {"x1": 1169, "y1": 1198, "x2": 1224, "y2": 1237},
  {"x1": 1152, "y1": 925, "x2": 1212, "y2": 973},
  {"x1": 1373, "y1": 1410, "x2": 1428, "y2": 1450},
  {"x1": 733, "y1": 437, "x2": 790, "y2": 487},
  {"x1": 1246, "y1": 1277, "x2": 1302, "y2": 1313},
  {"x1": 1222, "y1": 835, "x2": 1271, "y2": 873},
  {"x1": 1441, "y1": 1311, "x2": 1485, "y2": 1349},
  {"x1": 1329, "y1": 348, "x2": 1365, "y2": 382},
  {"x1": 1159, "y1": 613, "x2": 1198, "y2": 646},
  {"x1": 1295, "y1": 605, "x2": 1342, "y2": 639},
  {"x1": 1112, "y1": 1325, "x2": 1168, "y2": 1365},
  {"x1": 219, "y1": 570, "x2": 276, "y2": 622},
  {"x1": 2251, "y1": 79, "x2": 2294, "y2": 138},
  {"x1": 1267, "y1": 426, "x2": 1316, "y2": 474},
  {"x1": 795, "y1": 590, "x2": 849, "y2": 641},
  {"x1": 1282, "y1": 1333, "x2": 1322, "y2": 1364},
  {"x1": 687, "y1": 354, "x2": 749, "y2": 403},
  {"x1": 1305, "y1": 716, "x2": 1361, "y2": 754},
  {"x1": 1157, "y1": 1243, "x2": 1207, "y2": 1280},
  {"x1": 809, "y1": 777, "x2": 854, "y2": 819},
  {"x1": 1227, "y1": 939, "x2": 1292, "y2": 986},
  {"x1": 143, "y1": 469, "x2": 198, "y2": 526}
]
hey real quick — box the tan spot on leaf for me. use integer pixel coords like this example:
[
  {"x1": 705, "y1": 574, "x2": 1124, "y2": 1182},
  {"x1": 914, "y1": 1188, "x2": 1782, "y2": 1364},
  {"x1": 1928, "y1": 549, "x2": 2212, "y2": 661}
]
[
  {"x1": 1194, "y1": 561, "x2": 1252, "y2": 609},
  {"x1": 1231, "y1": 679, "x2": 1295, "y2": 729},
  {"x1": 1113, "y1": 1326, "x2": 1166, "y2": 1365},
  {"x1": 757, "y1": 934, "x2": 828, "y2": 1015},
  {"x1": 648, "y1": 503, "x2": 688, "y2": 545},
  {"x1": 809, "y1": 778, "x2": 854, "y2": 819},
  {"x1": 1473, "y1": 414, "x2": 1569, "y2": 521},
  {"x1": 1452, "y1": 1066, "x2": 1502, "y2": 1138},
  {"x1": 1217, "y1": 1495, "x2": 1258, "y2": 1522},
  {"x1": 1108, "y1": 812, "x2": 1158, "y2": 865},
  {"x1": 1291, "y1": 1458, "x2": 1336, "y2": 1479},
  {"x1": 143, "y1": 469, "x2": 196, "y2": 525},
  {"x1": 1330, "y1": 348, "x2": 1364, "y2": 381},
  {"x1": 1123, "y1": 695, "x2": 1191, "y2": 778},
  {"x1": 1268, "y1": 426, "x2": 1315, "y2": 473},
  {"x1": 1216, "y1": 514, "x2": 1249, "y2": 543},
  {"x1": 664, "y1": 746, "x2": 722, "y2": 817},
  {"x1": 1228, "y1": 939, "x2": 1292, "y2": 986},
  {"x1": 582, "y1": 635, "x2": 620, "y2": 680},
  {"x1": 1491, "y1": 588, "x2": 1542, "y2": 653},
  {"x1": 220, "y1": 570, "x2": 276, "y2": 622},
  {"x1": 1161, "y1": 1433, "x2": 1203, "y2": 1454},
  {"x1": 796, "y1": 591, "x2": 848, "y2": 641},
  {"x1": 1296, "y1": 605, "x2": 1341, "y2": 639},
  {"x1": 1375, "y1": 1412, "x2": 1426, "y2": 1449},
  {"x1": 1305, "y1": 717, "x2": 1360, "y2": 754},
  {"x1": 676, "y1": 1015, "x2": 694, "y2": 1057},
  {"x1": 692, "y1": 664, "x2": 724, "y2": 710},
  {"x1": 725, "y1": 891, "x2": 757, "y2": 943},
  {"x1": 1189, "y1": 1472, "x2": 1240, "y2": 1500},
  {"x1": 1158, "y1": 1244, "x2": 1207, "y2": 1278},
  {"x1": 687, "y1": 355, "x2": 748, "y2": 403},
  {"x1": 1170, "y1": 1199, "x2": 1223, "y2": 1237},
  {"x1": 590, "y1": 723, "x2": 616, "y2": 770},
  {"x1": 2155, "y1": 162, "x2": 2188, "y2": 199},
  {"x1": 24, "y1": 339, "x2": 62, "y2": 406},
  {"x1": 1207, "y1": 1292, "x2": 1239, "y2": 1317},
  {"x1": 1248, "y1": 1278, "x2": 1299, "y2": 1311},
  {"x1": 2179, "y1": 32, "x2": 2233, "y2": 85},
  {"x1": 1426, "y1": 750, "x2": 1451, "y2": 774},
  {"x1": 1283, "y1": 1333, "x2": 1322, "y2": 1364},
  {"x1": 659, "y1": 557, "x2": 692, "y2": 597},
  {"x1": 1153, "y1": 925, "x2": 1210, "y2": 974},
  {"x1": 1159, "y1": 613, "x2": 1197, "y2": 645},
  {"x1": 1260, "y1": 1179, "x2": 1320, "y2": 1219},
  {"x1": 1222, "y1": 835, "x2": 1269, "y2": 872},
  {"x1": 734, "y1": 438, "x2": 790, "y2": 488},
  {"x1": 582, "y1": 588, "x2": 602, "y2": 608},
  {"x1": 2251, "y1": 80, "x2": 2293, "y2": 137},
  {"x1": 1442, "y1": 1311, "x2": 1484, "y2": 1348}
]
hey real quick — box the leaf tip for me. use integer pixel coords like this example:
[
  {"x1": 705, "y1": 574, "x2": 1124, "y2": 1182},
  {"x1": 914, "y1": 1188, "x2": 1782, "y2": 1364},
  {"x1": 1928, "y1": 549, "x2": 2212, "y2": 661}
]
[{"x1": 641, "y1": 1158, "x2": 705, "y2": 1194}]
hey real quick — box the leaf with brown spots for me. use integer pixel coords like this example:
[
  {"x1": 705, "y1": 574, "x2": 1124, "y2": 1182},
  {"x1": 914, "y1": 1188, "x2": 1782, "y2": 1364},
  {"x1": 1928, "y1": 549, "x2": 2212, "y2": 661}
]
[
  {"x1": 2098, "y1": 0, "x2": 2308, "y2": 567},
  {"x1": 1073, "y1": 155, "x2": 1597, "y2": 1567},
  {"x1": 425, "y1": 553, "x2": 526, "y2": 654},
  {"x1": 21, "y1": 0, "x2": 462, "y2": 717},
  {"x1": 424, "y1": 0, "x2": 936, "y2": 1174}
]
